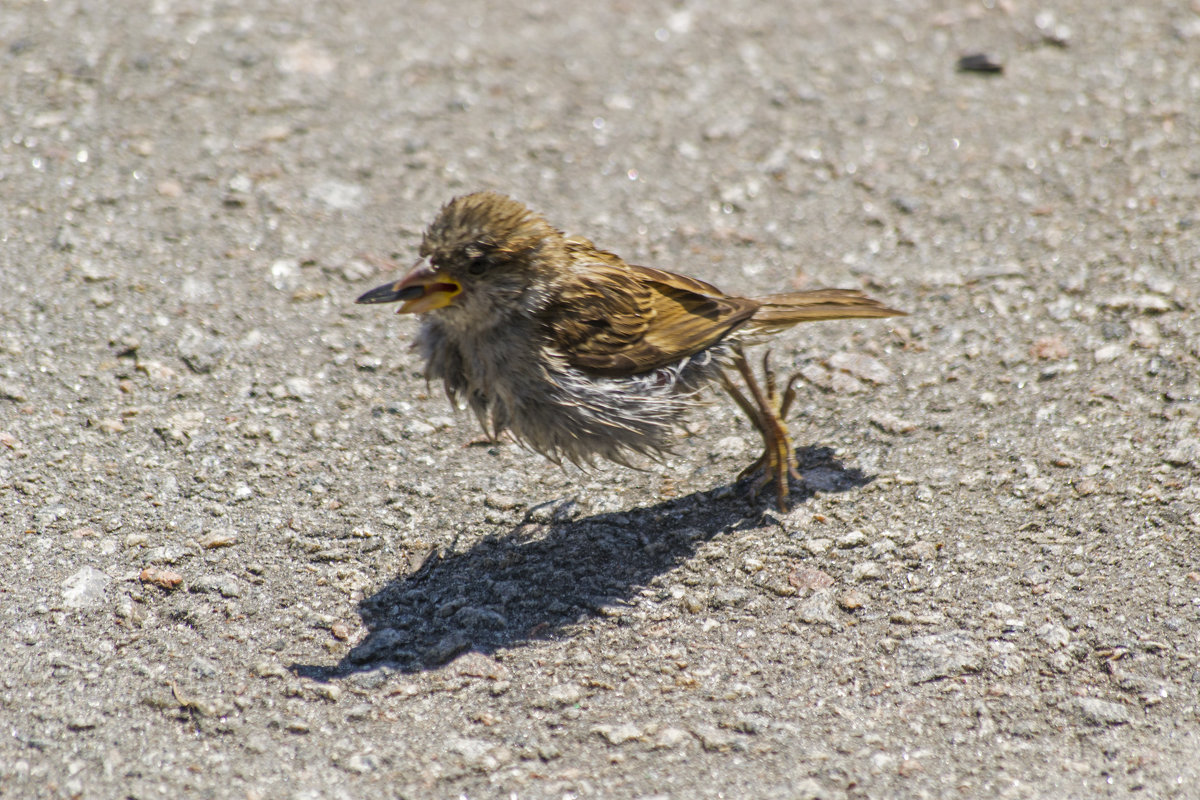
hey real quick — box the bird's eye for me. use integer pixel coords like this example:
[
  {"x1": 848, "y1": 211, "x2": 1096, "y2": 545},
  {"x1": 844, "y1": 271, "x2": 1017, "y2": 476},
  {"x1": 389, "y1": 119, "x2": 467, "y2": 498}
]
[{"x1": 462, "y1": 242, "x2": 493, "y2": 275}]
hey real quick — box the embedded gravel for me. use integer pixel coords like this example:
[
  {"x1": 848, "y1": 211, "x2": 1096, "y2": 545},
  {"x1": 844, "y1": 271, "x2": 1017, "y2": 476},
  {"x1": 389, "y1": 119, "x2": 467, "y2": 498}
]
[{"x1": 2, "y1": 1, "x2": 1199, "y2": 798}]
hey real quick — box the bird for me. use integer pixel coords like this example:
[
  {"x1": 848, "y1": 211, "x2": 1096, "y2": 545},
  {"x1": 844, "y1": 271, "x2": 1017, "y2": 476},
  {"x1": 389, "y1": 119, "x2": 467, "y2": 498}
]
[{"x1": 356, "y1": 191, "x2": 905, "y2": 509}]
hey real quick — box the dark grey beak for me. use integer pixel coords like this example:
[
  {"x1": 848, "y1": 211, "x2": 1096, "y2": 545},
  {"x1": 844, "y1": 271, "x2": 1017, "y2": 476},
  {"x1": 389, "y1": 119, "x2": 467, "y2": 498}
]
[
  {"x1": 355, "y1": 281, "x2": 425, "y2": 304},
  {"x1": 354, "y1": 258, "x2": 462, "y2": 314}
]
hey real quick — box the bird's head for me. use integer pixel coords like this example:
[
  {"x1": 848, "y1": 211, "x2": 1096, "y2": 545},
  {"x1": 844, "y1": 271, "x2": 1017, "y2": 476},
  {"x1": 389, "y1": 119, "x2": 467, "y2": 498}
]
[{"x1": 356, "y1": 192, "x2": 565, "y2": 319}]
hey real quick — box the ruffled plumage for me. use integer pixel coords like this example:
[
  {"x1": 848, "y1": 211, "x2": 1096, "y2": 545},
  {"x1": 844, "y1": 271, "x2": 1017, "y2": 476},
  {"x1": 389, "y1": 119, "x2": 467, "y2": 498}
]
[{"x1": 358, "y1": 191, "x2": 905, "y2": 507}]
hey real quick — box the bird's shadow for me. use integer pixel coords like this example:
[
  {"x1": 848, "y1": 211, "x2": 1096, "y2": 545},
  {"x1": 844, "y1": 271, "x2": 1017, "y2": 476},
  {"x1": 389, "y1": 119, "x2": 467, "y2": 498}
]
[{"x1": 291, "y1": 446, "x2": 870, "y2": 680}]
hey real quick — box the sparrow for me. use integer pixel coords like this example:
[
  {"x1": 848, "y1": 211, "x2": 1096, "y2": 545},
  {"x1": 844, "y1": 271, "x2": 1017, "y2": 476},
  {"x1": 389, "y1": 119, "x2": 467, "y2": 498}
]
[{"x1": 357, "y1": 191, "x2": 905, "y2": 509}]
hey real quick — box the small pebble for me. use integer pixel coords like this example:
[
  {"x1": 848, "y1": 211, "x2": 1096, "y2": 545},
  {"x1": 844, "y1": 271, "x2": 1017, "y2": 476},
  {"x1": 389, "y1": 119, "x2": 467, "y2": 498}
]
[
  {"x1": 803, "y1": 538, "x2": 832, "y2": 555},
  {"x1": 283, "y1": 377, "x2": 314, "y2": 399},
  {"x1": 851, "y1": 561, "x2": 882, "y2": 582},
  {"x1": 157, "y1": 179, "x2": 183, "y2": 197},
  {"x1": 904, "y1": 541, "x2": 938, "y2": 561},
  {"x1": 139, "y1": 567, "x2": 183, "y2": 590},
  {"x1": 691, "y1": 724, "x2": 742, "y2": 752},
  {"x1": 484, "y1": 494, "x2": 520, "y2": 511},
  {"x1": 828, "y1": 352, "x2": 894, "y2": 384},
  {"x1": 1031, "y1": 337, "x2": 1071, "y2": 360},
  {"x1": 838, "y1": 590, "x2": 867, "y2": 610},
  {"x1": 796, "y1": 590, "x2": 840, "y2": 626},
  {"x1": 201, "y1": 528, "x2": 237, "y2": 549},
  {"x1": 592, "y1": 722, "x2": 643, "y2": 745},
  {"x1": 897, "y1": 631, "x2": 983, "y2": 684},
  {"x1": 1129, "y1": 319, "x2": 1161, "y2": 348},
  {"x1": 869, "y1": 412, "x2": 917, "y2": 434},
  {"x1": 534, "y1": 683, "x2": 583, "y2": 709},
  {"x1": 1163, "y1": 439, "x2": 1199, "y2": 468},
  {"x1": 1071, "y1": 697, "x2": 1131, "y2": 726},
  {"x1": 652, "y1": 727, "x2": 691, "y2": 749},
  {"x1": 957, "y1": 53, "x2": 1003, "y2": 73},
  {"x1": 790, "y1": 567, "x2": 835, "y2": 591},
  {"x1": 61, "y1": 567, "x2": 111, "y2": 609},
  {"x1": 1036, "y1": 624, "x2": 1071, "y2": 650},
  {"x1": 837, "y1": 530, "x2": 869, "y2": 549},
  {"x1": 714, "y1": 435, "x2": 747, "y2": 456},
  {"x1": 189, "y1": 573, "x2": 243, "y2": 598}
]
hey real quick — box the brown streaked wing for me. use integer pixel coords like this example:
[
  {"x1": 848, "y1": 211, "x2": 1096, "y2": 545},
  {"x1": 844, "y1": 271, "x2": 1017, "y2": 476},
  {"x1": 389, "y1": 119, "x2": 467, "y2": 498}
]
[{"x1": 546, "y1": 262, "x2": 759, "y2": 377}]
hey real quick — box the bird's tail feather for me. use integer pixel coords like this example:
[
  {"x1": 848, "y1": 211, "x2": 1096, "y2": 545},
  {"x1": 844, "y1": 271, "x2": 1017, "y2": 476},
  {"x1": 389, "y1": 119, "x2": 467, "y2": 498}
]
[{"x1": 749, "y1": 289, "x2": 906, "y2": 328}]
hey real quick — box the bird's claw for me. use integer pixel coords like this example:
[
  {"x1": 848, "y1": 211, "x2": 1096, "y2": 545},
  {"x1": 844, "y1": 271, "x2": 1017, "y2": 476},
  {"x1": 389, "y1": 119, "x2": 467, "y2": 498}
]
[{"x1": 723, "y1": 348, "x2": 805, "y2": 510}]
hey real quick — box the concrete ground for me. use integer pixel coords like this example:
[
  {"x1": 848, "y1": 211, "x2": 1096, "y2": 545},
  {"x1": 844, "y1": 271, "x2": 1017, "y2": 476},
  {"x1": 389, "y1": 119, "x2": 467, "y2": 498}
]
[{"x1": 2, "y1": 1, "x2": 1198, "y2": 797}]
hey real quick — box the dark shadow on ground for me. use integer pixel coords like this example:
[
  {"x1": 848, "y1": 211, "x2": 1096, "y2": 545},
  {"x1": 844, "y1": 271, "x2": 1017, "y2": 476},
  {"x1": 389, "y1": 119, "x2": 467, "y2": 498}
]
[{"x1": 291, "y1": 446, "x2": 870, "y2": 679}]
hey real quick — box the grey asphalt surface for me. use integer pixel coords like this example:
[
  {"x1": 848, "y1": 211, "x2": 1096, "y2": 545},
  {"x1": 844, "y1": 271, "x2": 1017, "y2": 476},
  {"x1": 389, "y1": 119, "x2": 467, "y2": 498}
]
[{"x1": 2, "y1": 1, "x2": 1199, "y2": 798}]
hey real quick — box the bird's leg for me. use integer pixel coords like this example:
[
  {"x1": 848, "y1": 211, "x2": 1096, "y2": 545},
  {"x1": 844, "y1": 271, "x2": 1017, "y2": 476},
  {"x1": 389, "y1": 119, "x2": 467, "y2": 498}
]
[
  {"x1": 778, "y1": 369, "x2": 802, "y2": 419},
  {"x1": 721, "y1": 346, "x2": 803, "y2": 509},
  {"x1": 718, "y1": 373, "x2": 769, "y2": 489}
]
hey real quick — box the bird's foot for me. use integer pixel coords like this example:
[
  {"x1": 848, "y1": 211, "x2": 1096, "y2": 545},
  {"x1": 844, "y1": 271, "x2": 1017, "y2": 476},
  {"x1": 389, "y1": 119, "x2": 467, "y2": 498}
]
[
  {"x1": 736, "y1": 433, "x2": 803, "y2": 507},
  {"x1": 464, "y1": 431, "x2": 516, "y2": 447},
  {"x1": 721, "y1": 348, "x2": 803, "y2": 510}
]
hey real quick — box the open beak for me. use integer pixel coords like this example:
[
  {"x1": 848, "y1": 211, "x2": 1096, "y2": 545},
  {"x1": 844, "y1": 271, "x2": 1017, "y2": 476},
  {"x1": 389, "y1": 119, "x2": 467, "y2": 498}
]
[{"x1": 355, "y1": 259, "x2": 462, "y2": 314}]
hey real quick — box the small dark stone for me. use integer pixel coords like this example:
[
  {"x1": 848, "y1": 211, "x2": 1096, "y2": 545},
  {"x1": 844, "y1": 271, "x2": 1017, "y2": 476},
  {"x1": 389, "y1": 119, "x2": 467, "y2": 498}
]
[
  {"x1": 1101, "y1": 321, "x2": 1129, "y2": 341},
  {"x1": 957, "y1": 53, "x2": 1004, "y2": 74}
]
